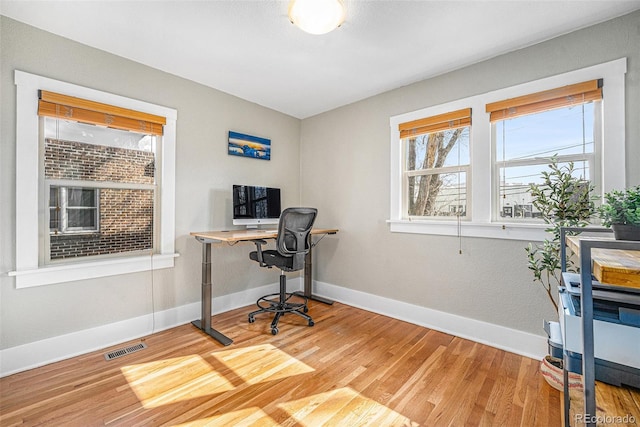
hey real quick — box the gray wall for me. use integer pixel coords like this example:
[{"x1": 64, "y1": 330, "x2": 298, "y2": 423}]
[
  {"x1": 0, "y1": 17, "x2": 301, "y2": 349},
  {"x1": 300, "y1": 11, "x2": 640, "y2": 335},
  {"x1": 2, "y1": 10, "x2": 638, "y2": 353}
]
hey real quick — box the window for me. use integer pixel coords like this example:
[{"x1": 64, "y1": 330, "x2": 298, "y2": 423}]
[
  {"x1": 389, "y1": 59, "x2": 627, "y2": 240},
  {"x1": 41, "y1": 109, "x2": 158, "y2": 262},
  {"x1": 488, "y1": 80, "x2": 601, "y2": 222},
  {"x1": 11, "y1": 71, "x2": 178, "y2": 288},
  {"x1": 49, "y1": 186, "x2": 99, "y2": 234},
  {"x1": 399, "y1": 109, "x2": 471, "y2": 219}
]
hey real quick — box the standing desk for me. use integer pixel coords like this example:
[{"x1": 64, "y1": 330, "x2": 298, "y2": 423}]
[{"x1": 189, "y1": 228, "x2": 338, "y2": 346}]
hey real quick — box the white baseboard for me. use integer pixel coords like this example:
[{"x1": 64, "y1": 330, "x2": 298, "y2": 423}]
[
  {"x1": 0, "y1": 278, "x2": 547, "y2": 377},
  {"x1": 0, "y1": 280, "x2": 299, "y2": 377},
  {"x1": 313, "y1": 281, "x2": 548, "y2": 361}
]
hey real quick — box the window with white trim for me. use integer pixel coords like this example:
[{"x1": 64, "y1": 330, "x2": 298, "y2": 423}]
[
  {"x1": 399, "y1": 108, "x2": 471, "y2": 219},
  {"x1": 488, "y1": 80, "x2": 601, "y2": 222},
  {"x1": 388, "y1": 59, "x2": 626, "y2": 241},
  {"x1": 11, "y1": 71, "x2": 178, "y2": 288}
]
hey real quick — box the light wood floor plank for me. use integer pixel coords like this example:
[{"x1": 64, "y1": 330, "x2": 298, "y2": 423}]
[{"x1": 2, "y1": 301, "x2": 637, "y2": 426}]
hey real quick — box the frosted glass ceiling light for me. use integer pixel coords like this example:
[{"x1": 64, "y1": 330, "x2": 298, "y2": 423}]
[{"x1": 288, "y1": 0, "x2": 346, "y2": 35}]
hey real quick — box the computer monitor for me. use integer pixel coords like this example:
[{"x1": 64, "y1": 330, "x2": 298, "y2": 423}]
[{"x1": 232, "y1": 185, "x2": 281, "y2": 228}]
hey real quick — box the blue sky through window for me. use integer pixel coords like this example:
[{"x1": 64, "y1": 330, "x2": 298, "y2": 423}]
[{"x1": 497, "y1": 103, "x2": 594, "y2": 162}]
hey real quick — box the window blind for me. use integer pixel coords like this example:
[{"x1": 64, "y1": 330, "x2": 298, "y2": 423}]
[
  {"x1": 38, "y1": 90, "x2": 166, "y2": 136},
  {"x1": 485, "y1": 79, "x2": 602, "y2": 122},
  {"x1": 398, "y1": 108, "x2": 471, "y2": 139}
]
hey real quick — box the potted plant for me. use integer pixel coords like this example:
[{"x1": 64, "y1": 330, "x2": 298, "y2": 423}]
[
  {"x1": 525, "y1": 158, "x2": 596, "y2": 311},
  {"x1": 598, "y1": 185, "x2": 640, "y2": 241}
]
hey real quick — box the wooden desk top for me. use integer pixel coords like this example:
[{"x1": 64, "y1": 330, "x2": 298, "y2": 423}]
[
  {"x1": 191, "y1": 228, "x2": 338, "y2": 243},
  {"x1": 566, "y1": 235, "x2": 640, "y2": 289}
]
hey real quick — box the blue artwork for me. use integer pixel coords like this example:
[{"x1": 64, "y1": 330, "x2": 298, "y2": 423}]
[{"x1": 228, "y1": 131, "x2": 271, "y2": 160}]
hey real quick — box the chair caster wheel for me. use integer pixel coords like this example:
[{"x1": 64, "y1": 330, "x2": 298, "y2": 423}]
[
  {"x1": 303, "y1": 306, "x2": 309, "y2": 313},
  {"x1": 308, "y1": 320, "x2": 315, "y2": 327},
  {"x1": 271, "y1": 327, "x2": 279, "y2": 335},
  {"x1": 248, "y1": 315, "x2": 255, "y2": 323}
]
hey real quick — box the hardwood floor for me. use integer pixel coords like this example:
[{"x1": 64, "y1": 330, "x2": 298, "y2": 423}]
[{"x1": 1, "y1": 301, "x2": 637, "y2": 426}]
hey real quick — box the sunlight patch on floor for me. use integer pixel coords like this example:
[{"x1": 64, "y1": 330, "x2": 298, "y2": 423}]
[
  {"x1": 120, "y1": 355, "x2": 235, "y2": 408},
  {"x1": 211, "y1": 343, "x2": 315, "y2": 385},
  {"x1": 120, "y1": 344, "x2": 314, "y2": 410},
  {"x1": 278, "y1": 386, "x2": 418, "y2": 426},
  {"x1": 171, "y1": 407, "x2": 279, "y2": 427}
]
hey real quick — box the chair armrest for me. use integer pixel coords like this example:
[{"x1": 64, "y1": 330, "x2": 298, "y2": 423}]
[{"x1": 252, "y1": 239, "x2": 268, "y2": 266}]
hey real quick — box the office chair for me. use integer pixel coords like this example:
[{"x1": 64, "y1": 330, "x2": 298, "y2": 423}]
[{"x1": 247, "y1": 207, "x2": 317, "y2": 335}]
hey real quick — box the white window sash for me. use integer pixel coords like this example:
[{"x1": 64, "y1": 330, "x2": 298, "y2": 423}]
[
  {"x1": 46, "y1": 179, "x2": 156, "y2": 191},
  {"x1": 495, "y1": 153, "x2": 594, "y2": 169},
  {"x1": 493, "y1": 153, "x2": 595, "y2": 223},
  {"x1": 406, "y1": 164, "x2": 469, "y2": 176},
  {"x1": 400, "y1": 126, "x2": 471, "y2": 220},
  {"x1": 403, "y1": 165, "x2": 470, "y2": 220}
]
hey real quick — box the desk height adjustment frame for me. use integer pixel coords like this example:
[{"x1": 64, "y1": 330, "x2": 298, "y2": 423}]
[
  {"x1": 191, "y1": 236, "x2": 233, "y2": 346},
  {"x1": 298, "y1": 232, "x2": 338, "y2": 305}
]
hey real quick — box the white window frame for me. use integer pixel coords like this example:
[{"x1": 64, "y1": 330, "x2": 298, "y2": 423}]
[
  {"x1": 492, "y1": 101, "x2": 600, "y2": 223},
  {"x1": 49, "y1": 186, "x2": 100, "y2": 234},
  {"x1": 10, "y1": 70, "x2": 178, "y2": 288},
  {"x1": 402, "y1": 128, "x2": 471, "y2": 220},
  {"x1": 389, "y1": 58, "x2": 626, "y2": 241}
]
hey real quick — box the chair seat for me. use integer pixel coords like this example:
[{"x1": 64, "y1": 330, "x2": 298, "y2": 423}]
[{"x1": 250, "y1": 250, "x2": 295, "y2": 271}]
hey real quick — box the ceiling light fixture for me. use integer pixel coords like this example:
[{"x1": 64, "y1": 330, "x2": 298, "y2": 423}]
[{"x1": 288, "y1": 0, "x2": 346, "y2": 35}]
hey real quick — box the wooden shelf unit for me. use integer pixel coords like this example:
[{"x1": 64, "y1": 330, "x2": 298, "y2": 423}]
[
  {"x1": 566, "y1": 235, "x2": 640, "y2": 289},
  {"x1": 560, "y1": 227, "x2": 640, "y2": 427}
]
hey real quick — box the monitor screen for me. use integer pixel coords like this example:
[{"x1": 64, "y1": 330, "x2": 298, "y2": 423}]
[{"x1": 232, "y1": 185, "x2": 281, "y2": 226}]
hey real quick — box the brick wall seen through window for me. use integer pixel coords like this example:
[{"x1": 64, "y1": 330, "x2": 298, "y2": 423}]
[{"x1": 45, "y1": 137, "x2": 155, "y2": 260}]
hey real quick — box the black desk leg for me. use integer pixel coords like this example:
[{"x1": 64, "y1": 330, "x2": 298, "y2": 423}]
[
  {"x1": 191, "y1": 240, "x2": 233, "y2": 346},
  {"x1": 300, "y1": 245, "x2": 334, "y2": 305}
]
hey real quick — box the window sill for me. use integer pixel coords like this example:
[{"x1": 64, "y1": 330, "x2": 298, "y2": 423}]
[
  {"x1": 8, "y1": 253, "x2": 179, "y2": 289},
  {"x1": 387, "y1": 219, "x2": 548, "y2": 242}
]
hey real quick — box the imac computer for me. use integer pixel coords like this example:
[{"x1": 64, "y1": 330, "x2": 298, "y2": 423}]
[{"x1": 232, "y1": 185, "x2": 281, "y2": 228}]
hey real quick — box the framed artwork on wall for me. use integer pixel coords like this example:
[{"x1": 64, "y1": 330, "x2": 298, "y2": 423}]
[{"x1": 228, "y1": 131, "x2": 271, "y2": 160}]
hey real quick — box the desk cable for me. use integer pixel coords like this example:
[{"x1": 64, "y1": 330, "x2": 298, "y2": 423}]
[{"x1": 311, "y1": 233, "x2": 327, "y2": 248}]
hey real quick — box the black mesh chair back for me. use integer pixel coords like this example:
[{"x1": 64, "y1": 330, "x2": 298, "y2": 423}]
[{"x1": 276, "y1": 207, "x2": 317, "y2": 271}]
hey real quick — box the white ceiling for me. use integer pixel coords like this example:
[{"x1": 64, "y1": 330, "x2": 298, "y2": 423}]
[{"x1": 2, "y1": 1, "x2": 640, "y2": 119}]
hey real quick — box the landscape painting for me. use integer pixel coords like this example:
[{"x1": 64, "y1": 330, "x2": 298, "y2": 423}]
[{"x1": 228, "y1": 131, "x2": 271, "y2": 160}]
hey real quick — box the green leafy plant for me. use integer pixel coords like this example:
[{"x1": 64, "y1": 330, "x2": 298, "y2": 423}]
[
  {"x1": 525, "y1": 158, "x2": 596, "y2": 311},
  {"x1": 598, "y1": 185, "x2": 640, "y2": 227}
]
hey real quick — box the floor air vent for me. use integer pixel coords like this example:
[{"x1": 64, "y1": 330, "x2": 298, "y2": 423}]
[{"x1": 104, "y1": 342, "x2": 147, "y2": 361}]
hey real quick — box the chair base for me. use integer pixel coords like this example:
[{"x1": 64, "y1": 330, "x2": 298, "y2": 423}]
[{"x1": 247, "y1": 275, "x2": 314, "y2": 335}]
